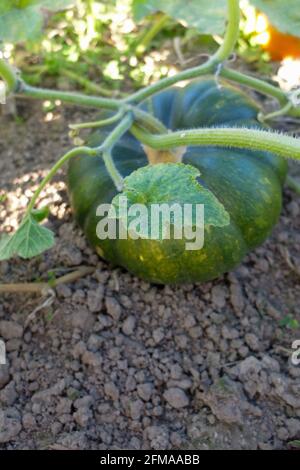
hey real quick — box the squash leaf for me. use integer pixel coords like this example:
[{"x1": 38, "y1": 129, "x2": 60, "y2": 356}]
[
  {"x1": 0, "y1": 0, "x2": 75, "y2": 42},
  {"x1": 251, "y1": 0, "x2": 300, "y2": 38},
  {"x1": 0, "y1": 214, "x2": 55, "y2": 260},
  {"x1": 132, "y1": 0, "x2": 227, "y2": 35},
  {"x1": 110, "y1": 163, "x2": 230, "y2": 240}
]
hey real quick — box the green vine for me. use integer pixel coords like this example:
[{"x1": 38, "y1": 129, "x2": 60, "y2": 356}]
[{"x1": 130, "y1": 125, "x2": 300, "y2": 161}]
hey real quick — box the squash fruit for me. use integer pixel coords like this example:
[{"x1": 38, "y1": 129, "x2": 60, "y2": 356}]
[
  {"x1": 67, "y1": 79, "x2": 287, "y2": 284},
  {"x1": 255, "y1": 14, "x2": 300, "y2": 61},
  {"x1": 263, "y1": 24, "x2": 300, "y2": 61}
]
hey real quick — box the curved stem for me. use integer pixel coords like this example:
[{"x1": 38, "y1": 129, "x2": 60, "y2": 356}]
[
  {"x1": 213, "y1": 0, "x2": 240, "y2": 62},
  {"x1": 98, "y1": 113, "x2": 133, "y2": 151},
  {"x1": 102, "y1": 150, "x2": 124, "y2": 191},
  {"x1": 26, "y1": 146, "x2": 97, "y2": 214},
  {"x1": 69, "y1": 109, "x2": 125, "y2": 130},
  {"x1": 0, "y1": 58, "x2": 19, "y2": 92},
  {"x1": 98, "y1": 114, "x2": 134, "y2": 191},
  {"x1": 220, "y1": 68, "x2": 287, "y2": 104},
  {"x1": 19, "y1": 82, "x2": 120, "y2": 110},
  {"x1": 286, "y1": 175, "x2": 300, "y2": 195},
  {"x1": 133, "y1": 108, "x2": 168, "y2": 133},
  {"x1": 131, "y1": 125, "x2": 300, "y2": 161},
  {"x1": 258, "y1": 102, "x2": 293, "y2": 123}
]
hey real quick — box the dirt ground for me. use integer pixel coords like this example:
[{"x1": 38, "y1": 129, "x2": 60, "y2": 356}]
[{"x1": 0, "y1": 86, "x2": 300, "y2": 450}]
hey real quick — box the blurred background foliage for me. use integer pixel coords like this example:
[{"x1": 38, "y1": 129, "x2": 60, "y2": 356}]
[{"x1": 1, "y1": 0, "x2": 300, "y2": 97}]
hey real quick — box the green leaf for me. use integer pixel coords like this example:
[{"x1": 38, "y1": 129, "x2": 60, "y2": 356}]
[
  {"x1": 251, "y1": 0, "x2": 300, "y2": 38},
  {"x1": 111, "y1": 163, "x2": 230, "y2": 240},
  {"x1": 0, "y1": 0, "x2": 75, "y2": 42},
  {"x1": 132, "y1": 0, "x2": 227, "y2": 34},
  {"x1": 0, "y1": 215, "x2": 55, "y2": 260}
]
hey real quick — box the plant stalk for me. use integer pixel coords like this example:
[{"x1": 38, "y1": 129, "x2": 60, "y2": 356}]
[
  {"x1": 26, "y1": 146, "x2": 97, "y2": 214},
  {"x1": 98, "y1": 113, "x2": 134, "y2": 190}
]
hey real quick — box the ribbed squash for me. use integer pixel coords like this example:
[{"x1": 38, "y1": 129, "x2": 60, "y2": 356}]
[{"x1": 67, "y1": 79, "x2": 287, "y2": 284}]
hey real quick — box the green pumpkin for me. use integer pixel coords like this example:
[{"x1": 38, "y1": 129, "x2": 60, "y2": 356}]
[{"x1": 67, "y1": 79, "x2": 287, "y2": 284}]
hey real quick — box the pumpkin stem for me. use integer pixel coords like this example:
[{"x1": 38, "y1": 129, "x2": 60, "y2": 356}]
[{"x1": 142, "y1": 145, "x2": 186, "y2": 164}]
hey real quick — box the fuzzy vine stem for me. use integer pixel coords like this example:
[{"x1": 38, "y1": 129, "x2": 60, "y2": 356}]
[
  {"x1": 258, "y1": 102, "x2": 293, "y2": 123},
  {"x1": 98, "y1": 113, "x2": 134, "y2": 190},
  {"x1": 130, "y1": 125, "x2": 300, "y2": 161}
]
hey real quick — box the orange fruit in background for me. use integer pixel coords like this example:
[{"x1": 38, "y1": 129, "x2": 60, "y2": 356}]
[{"x1": 257, "y1": 14, "x2": 300, "y2": 61}]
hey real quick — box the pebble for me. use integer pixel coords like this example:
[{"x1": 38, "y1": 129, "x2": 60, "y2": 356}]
[
  {"x1": 87, "y1": 286, "x2": 104, "y2": 313},
  {"x1": 71, "y1": 309, "x2": 95, "y2": 331},
  {"x1": 104, "y1": 382, "x2": 120, "y2": 401},
  {"x1": 129, "y1": 399, "x2": 144, "y2": 420},
  {"x1": 0, "y1": 321, "x2": 23, "y2": 340},
  {"x1": 105, "y1": 297, "x2": 122, "y2": 321},
  {"x1": 211, "y1": 285, "x2": 227, "y2": 309},
  {"x1": 163, "y1": 387, "x2": 189, "y2": 409},
  {"x1": 0, "y1": 408, "x2": 21, "y2": 443},
  {"x1": 137, "y1": 383, "x2": 153, "y2": 401},
  {"x1": 122, "y1": 316, "x2": 136, "y2": 336}
]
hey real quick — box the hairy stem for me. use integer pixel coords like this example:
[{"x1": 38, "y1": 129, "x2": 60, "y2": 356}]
[
  {"x1": 131, "y1": 125, "x2": 300, "y2": 161},
  {"x1": 220, "y1": 68, "x2": 287, "y2": 104},
  {"x1": 213, "y1": 0, "x2": 240, "y2": 62},
  {"x1": 259, "y1": 102, "x2": 293, "y2": 123},
  {"x1": 26, "y1": 147, "x2": 97, "y2": 214},
  {"x1": 98, "y1": 113, "x2": 134, "y2": 190},
  {"x1": 0, "y1": 58, "x2": 19, "y2": 92}
]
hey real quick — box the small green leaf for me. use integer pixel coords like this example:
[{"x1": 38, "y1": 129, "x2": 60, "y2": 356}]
[
  {"x1": 132, "y1": 0, "x2": 227, "y2": 35},
  {"x1": 111, "y1": 163, "x2": 230, "y2": 240},
  {"x1": 0, "y1": 215, "x2": 55, "y2": 261},
  {"x1": 0, "y1": 0, "x2": 75, "y2": 42},
  {"x1": 251, "y1": 0, "x2": 300, "y2": 38}
]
